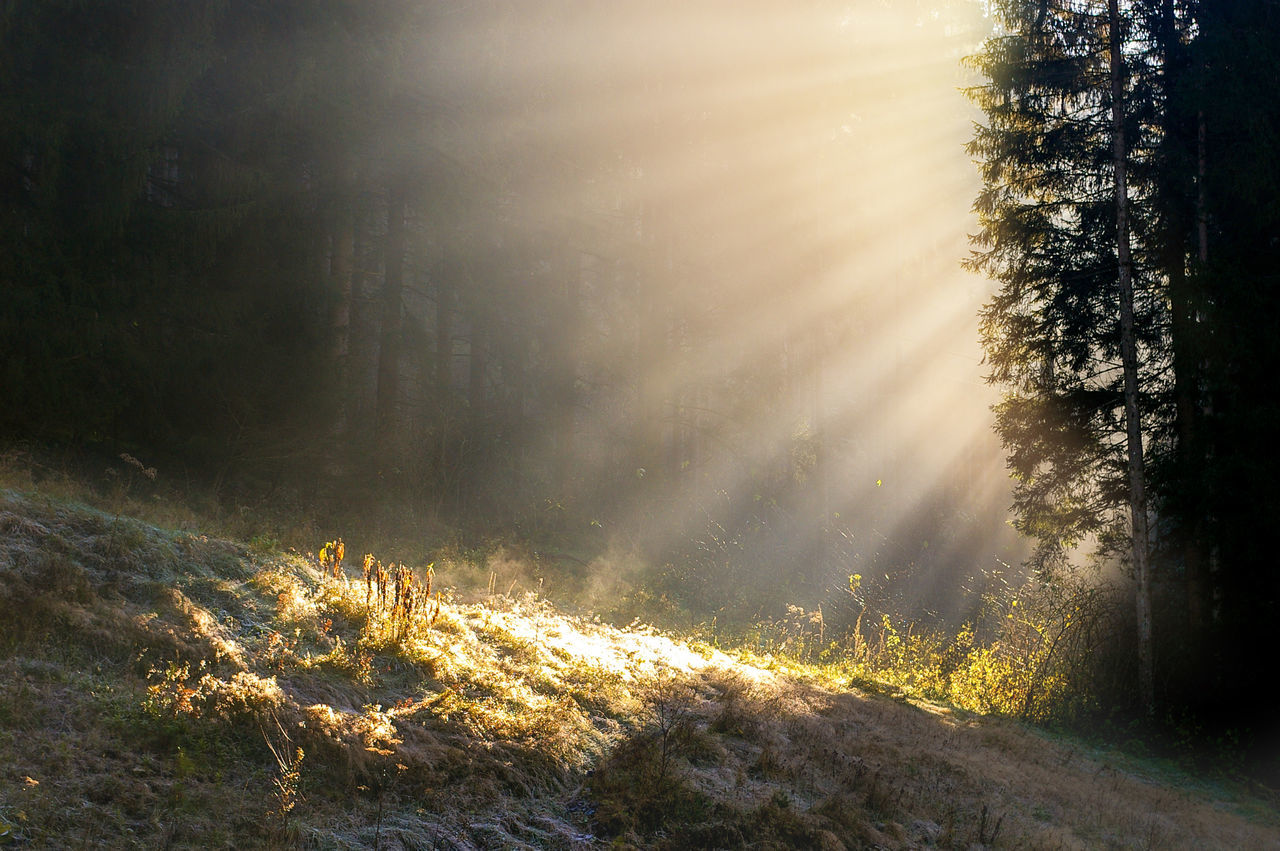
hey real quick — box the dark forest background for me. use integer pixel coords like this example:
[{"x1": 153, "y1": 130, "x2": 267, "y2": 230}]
[{"x1": 1, "y1": 0, "x2": 1016, "y2": 624}]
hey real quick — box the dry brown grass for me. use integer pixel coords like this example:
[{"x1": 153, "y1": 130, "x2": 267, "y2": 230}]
[{"x1": 2, "y1": 483, "x2": 1278, "y2": 849}]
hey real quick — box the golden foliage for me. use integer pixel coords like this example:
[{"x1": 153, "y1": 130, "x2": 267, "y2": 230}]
[{"x1": 746, "y1": 576, "x2": 1112, "y2": 725}]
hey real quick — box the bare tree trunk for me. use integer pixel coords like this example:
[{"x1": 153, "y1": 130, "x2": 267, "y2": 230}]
[
  {"x1": 636, "y1": 202, "x2": 666, "y2": 475},
  {"x1": 348, "y1": 210, "x2": 375, "y2": 444},
  {"x1": 1109, "y1": 0, "x2": 1154, "y2": 715},
  {"x1": 551, "y1": 246, "x2": 581, "y2": 494},
  {"x1": 813, "y1": 318, "x2": 831, "y2": 538},
  {"x1": 329, "y1": 210, "x2": 355, "y2": 438},
  {"x1": 468, "y1": 313, "x2": 486, "y2": 419},
  {"x1": 1171, "y1": 268, "x2": 1209, "y2": 634},
  {"x1": 1188, "y1": 108, "x2": 1218, "y2": 633},
  {"x1": 501, "y1": 329, "x2": 526, "y2": 497},
  {"x1": 1197, "y1": 111, "x2": 1209, "y2": 267},
  {"x1": 436, "y1": 257, "x2": 455, "y2": 395},
  {"x1": 376, "y1": 185, "x2": 406, "y2": 446},
  {"x1": 1157, "y1": 0, "x2": 1209, "y2": 639}
]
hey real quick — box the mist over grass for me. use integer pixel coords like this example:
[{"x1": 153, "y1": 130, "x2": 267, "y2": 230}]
[{"x1": 2, "y1": 468, "x2": 1278, "y2": 848}]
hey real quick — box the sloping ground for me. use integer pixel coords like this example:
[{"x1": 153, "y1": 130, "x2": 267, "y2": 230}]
[{"x1": 1, "y1": 488, "x2": 1277, "y2": 849}]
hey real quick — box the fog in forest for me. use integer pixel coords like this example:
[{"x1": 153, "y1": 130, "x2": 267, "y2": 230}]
[
  {"x1": 2, "y1": 0, "x2": 1026, "y2": 629},
  {"x1": 367, "y1": 0, "x2": 1026, "y2": 624}
]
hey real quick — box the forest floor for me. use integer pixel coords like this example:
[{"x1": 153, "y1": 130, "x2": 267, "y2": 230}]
[{"x1": 1, "y1": 483, "x2": 1278, "y2": 849}]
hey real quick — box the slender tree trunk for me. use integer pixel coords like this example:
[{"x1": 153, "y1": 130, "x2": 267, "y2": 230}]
[
  {"x1": 329, "y1": 210, "x2": 355, "y2": 438},
  {"x1": 813, "y1": 319, "x2": 831, "y2": 548},
  {"x1": 436, "y1": 256, "x2": 455, "y2": 395},
  {"x1": 1197, "y1": 111, "x2": 1209, "y2": 267},
  {"x1": 1190, "y1": 107, "x2": 1217, "y2": 632},
  {"x1": 345, "y1": 204, "x2": 380, "y2": 448},
  {"x1": 1158, "y1": 0, "x2": 1210, "y2": 638},
  {"x1": 1171, "y1": 264, "x2": 1209, "y2": 634},
  {"x1": 552, "y1": 247, "x2": 581, "y2": 494},
  {"x1": 501, "y1": 331, "x2": 526, "y2": 498},
  {"x1": 636, "y1": 202, "x2": 665, "y2": 475},
  {"x1": 468, "y1": 313, "x2": 486, "y2": 419},
  {"x1": 432, "y1": 254, "x2": 457, "y2": 511},
  {"x1": 667, "y1": 317, "x2": 686, "y2": 478},
  {"x1": 1109, "y1": 0, "x2": 1154, "y2": 715},
  {"x1": 376, "y1": 185, "x2": 406, "y2": 445},
  {"x1": 693, "y1": 383, "x2": 704, "y2": 473}
]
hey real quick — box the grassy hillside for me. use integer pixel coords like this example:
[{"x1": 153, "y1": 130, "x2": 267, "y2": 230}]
[{"x1": 1, "y1": 485, "x2": 1278, "y2": 849}]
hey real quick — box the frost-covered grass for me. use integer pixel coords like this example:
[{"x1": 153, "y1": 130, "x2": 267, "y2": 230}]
[{"x1": 1, "y1": 480, "x2": 1278, "y2": 849}]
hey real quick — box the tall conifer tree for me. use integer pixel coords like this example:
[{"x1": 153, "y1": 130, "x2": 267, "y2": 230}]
[{"x1": 967, "y1": 0, "x2": 1170, "y2": 712}]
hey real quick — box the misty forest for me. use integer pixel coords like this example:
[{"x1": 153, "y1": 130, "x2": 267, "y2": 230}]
[{"x1": 2, "y1": 1, "x2": 1279, "y2": 848}]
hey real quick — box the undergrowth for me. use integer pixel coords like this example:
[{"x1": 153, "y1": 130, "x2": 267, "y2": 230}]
[
  {"x1": 699, "y1": 570, "x2": 1122, "y2": 728},
  {"x1": 3, "y1": 459, "x2": 1278, "y2": 849}
]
